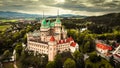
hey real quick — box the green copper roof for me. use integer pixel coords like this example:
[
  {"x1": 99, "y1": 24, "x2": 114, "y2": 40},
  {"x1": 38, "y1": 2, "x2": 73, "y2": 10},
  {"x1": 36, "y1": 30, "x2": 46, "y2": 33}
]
[
  {"x1": 55, "y1": 18, "x2": 61, "y2": 24},
  {"x1": 41, "y1": 19, "x2": 47, "y2": 26},
  {"x1": 50, "y1": 22, "x2": 55, "y2": 27},
  {"x1": 41, "y1": 19, "x2": 50, "y2": 28},
  {"x1": 47, "y1": 20, "x2": 51, "y2": 26}
]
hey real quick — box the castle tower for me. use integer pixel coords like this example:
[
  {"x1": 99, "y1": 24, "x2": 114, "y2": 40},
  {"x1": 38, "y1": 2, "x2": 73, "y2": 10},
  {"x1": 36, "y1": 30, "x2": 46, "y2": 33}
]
[
  {"x1": 48, "y1": 36, "x2": 57, "y2": 61},
  {"x1": 40, "y1": 11, "x2": 51, "y2": 42},
  {"x1": 40, "y1": 19, "x2": 49, "y2": 42},
  {"x1": 55, "y1": 10, "x2": 62, "y2": 40},
  {"x1": 55, "y1": 10, "x2": 61, "y2": 33}
]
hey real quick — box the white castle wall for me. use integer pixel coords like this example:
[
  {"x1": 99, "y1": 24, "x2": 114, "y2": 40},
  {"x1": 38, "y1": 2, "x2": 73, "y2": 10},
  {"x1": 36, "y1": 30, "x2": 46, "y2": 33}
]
[
  {"x1": 27, "y1": 41, "x2": 48, "y2": 54},
  {"x1": 57, "y1": 43, "x2": 70, "y2": 52}
]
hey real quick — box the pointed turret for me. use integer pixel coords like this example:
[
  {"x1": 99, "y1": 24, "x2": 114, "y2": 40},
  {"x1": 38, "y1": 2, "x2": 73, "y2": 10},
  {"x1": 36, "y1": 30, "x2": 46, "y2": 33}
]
[
  {"x1": 48, "y1": 36, "x2": 57, "y2": 45},
  {"x1": 41, "y1": 19, "x2": 47, "y2": 26},
  {"x1": 55, "y1": 9, "x2": 61, "y2": 24},
  {"x1": 41, "y1": 11, "x2": 50, "y2": 28},
  {"x1": 41, "y1": 11, "x2": 47, "y2": 28},
  {"x1": 50, "y1": 36, "x2": 56, "y2": 42},
  {"x1": 55, "y1": 18, "x2": 61, "y2": 24}
]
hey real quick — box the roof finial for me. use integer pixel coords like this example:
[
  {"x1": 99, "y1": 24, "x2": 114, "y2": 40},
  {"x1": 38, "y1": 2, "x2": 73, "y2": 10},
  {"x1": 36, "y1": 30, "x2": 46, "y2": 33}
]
[
  {"x1": 57, "y1": 9, "x2": 59, "y2": 18},
  {"x1": 42, "y1": 11, "x2": 44, "y2": 19}
]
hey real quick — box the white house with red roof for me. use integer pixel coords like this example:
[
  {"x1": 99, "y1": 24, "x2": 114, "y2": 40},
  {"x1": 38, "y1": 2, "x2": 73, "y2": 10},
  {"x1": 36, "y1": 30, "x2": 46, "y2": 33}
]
[
  {"x1": 27, "y1": 17, "x2": 79, "y2": 61},
  {"x1": 96, "y1": 40, "x2": 112, "y2": 54}
]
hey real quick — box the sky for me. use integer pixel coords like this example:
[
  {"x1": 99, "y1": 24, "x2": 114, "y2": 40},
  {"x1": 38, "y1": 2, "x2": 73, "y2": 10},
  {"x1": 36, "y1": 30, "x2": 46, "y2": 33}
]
[{"x1": 0, "y1": 0, "x2": 120, "y2": 16}]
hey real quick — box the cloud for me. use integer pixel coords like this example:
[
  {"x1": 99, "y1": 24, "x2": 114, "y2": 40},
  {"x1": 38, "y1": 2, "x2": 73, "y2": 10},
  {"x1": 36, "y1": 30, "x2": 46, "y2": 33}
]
[
  {"x1": 52, "y1": 0, "x2": 120, "y2": 12},
  {"x1": 0, "y1": 0, "x2": 120, "y2": 16}
]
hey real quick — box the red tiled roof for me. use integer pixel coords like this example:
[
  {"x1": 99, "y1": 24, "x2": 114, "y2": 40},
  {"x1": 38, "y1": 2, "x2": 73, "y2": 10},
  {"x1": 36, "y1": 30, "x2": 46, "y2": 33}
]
[
  {"x1": 57, "y1": 37, "x2": 74, "y2": 44},
  {"x1": 60, "y1": 40, "x2": 64, "y2": 44},
  {"x1": 96, "y1": 43, "x2": 112, "y2": 50},
  {"x1": 69, "y1": 36, "x2": 73, "y2": 41},
  {"x1": 66, "y1": 38, "x2": 70, "y2": 42},
  {"x1": 70, "y1": 42, "x2": 76, "y2": 47},
  {"x1": 50, "y1": 36, "x2": 55, "y2": 41},
  {"x1": 66, "y1": 37, "x2": 74, "y2": 42},
  {"x1": 58, "y1": 40, "x2": 66, "y2": 44}
]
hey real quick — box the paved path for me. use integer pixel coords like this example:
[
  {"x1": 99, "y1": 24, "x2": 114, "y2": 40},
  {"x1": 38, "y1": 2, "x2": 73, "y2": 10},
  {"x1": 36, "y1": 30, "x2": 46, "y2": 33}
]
[{"x1": 14, "y1": 62, "x2": 18, "y2": 68}]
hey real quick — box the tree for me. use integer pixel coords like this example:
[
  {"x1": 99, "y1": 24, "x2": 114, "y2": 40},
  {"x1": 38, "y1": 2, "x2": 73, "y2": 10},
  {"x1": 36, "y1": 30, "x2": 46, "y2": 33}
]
[
  {"x1": 15, "y1": 43, "x2": 23, "y2": 60},
  {"x1": 46, "y1": 61, "x2": 55, "y2": 68},
  {"x1": 85, "y1": 52, "x2": 113, "y2": 68},
  {"x1": 15, "y1": 43, "x2": 23, "y2": 55},
  {"x1": 89, "y1": 52, "x2": 101, "y2": 63},
  {"x1": 2, "y1": 50, "x2": 11, "y2": 60},
  {"x1": 115, "y1": 62, "x2": 120, "y2": 68},
  {"x1": 64, "y1": 58, "x2": 76, "y2": 68},
  {"x1": 84, "y1": 41, "x2": 90, "y2": 53},
  {"x1": 22, "y1": 34, "x2": 27, "y2": 43},
  {"x1": 54, "y1": 54, "x2": 62, "y2": 68},
  {"x1": 109, "y1": 56, "x2": 115, "y2": 67},
  {"x1": 73, "y1": 50, "x2": 85, "y2": 68}
]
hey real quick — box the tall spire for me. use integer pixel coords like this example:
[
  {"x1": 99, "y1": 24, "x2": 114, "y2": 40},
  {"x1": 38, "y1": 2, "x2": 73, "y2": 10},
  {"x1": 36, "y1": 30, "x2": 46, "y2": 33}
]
[
  {"x1": 42, "y1": 11, "x2": 44, "y2": 19},
  {"x1": 57, "y1": 9, "x2": 59, "y2": 18},
  {"x1": 55, "y1": 9, "x2": 61, "y2": 23}
]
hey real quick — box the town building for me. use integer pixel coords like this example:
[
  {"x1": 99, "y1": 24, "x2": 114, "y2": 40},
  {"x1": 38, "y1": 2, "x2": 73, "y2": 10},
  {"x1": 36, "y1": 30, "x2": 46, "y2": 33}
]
[
  {"x1": 26, "y1": 17, "x2": 79, "y2": 61},
  {"x1": 113, "y1": 45, "x2": 120, "y2": 62},
  {"x1": 96, "y1": 40, "x2": 120, "y2": 61},
  {"x1": 96, "y1": 40, "x2": 112, "y2": 54}
]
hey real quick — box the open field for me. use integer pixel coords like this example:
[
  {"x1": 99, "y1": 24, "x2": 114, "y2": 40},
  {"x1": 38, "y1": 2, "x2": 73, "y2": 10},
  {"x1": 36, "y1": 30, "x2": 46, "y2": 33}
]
[
  {"x1": 0, "y1": 19, "x2": 18, "y2": 22},
  {"x1": 0, "y1": 25, "x2": 11, "y2": 31}
]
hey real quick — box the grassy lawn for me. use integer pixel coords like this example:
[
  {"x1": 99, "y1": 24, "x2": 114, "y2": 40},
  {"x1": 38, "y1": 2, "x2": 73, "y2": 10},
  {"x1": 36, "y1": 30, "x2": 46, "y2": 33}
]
[
  {"x1": 3, "y1": 62, "x2": 14, "y2": 68},
  {"x1": 0, "y1": 25, "x2": 11, "y2": 31}
]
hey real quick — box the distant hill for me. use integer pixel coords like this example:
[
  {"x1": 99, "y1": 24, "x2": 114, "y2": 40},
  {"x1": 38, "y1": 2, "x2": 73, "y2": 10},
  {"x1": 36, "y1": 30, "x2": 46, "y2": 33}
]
[
  {"x1": 0, "y1": 11, "x2": 87, "y2": 19},
  {"x1": 0, "y1": 11, "x2": 42, "y2": 19},
  {"x1": 84, "y1": 12, "x2": 120, "y2": 26},
  {"x1": 48, "y1": 14, "x2": 87, "y2": 18},
  {"x1": 85, "y1": 13, "x2": 120, "y2": 19}
]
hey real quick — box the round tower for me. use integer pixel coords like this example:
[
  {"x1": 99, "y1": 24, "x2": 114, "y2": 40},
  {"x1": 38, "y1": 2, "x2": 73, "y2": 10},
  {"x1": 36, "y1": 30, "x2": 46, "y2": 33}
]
[{"x1": 48, "y1": 36, "x2": 57, "y2": 61}]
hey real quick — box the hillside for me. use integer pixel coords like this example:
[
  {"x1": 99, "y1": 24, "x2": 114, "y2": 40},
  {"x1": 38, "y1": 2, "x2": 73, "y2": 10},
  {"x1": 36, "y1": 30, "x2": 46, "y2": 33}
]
[
  {"x1": 84, "y1": 13, "x2": 120, "y2": 26},
  {"x1": 0, "y1": 11, "x2": 87, "y2": 19}
]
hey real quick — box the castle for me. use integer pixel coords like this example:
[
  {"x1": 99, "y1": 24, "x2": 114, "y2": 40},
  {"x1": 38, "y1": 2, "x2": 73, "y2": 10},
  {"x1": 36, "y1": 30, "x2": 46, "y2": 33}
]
[{"x1": 26, "y1": 16, "x2": 79, "y2": 61}]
